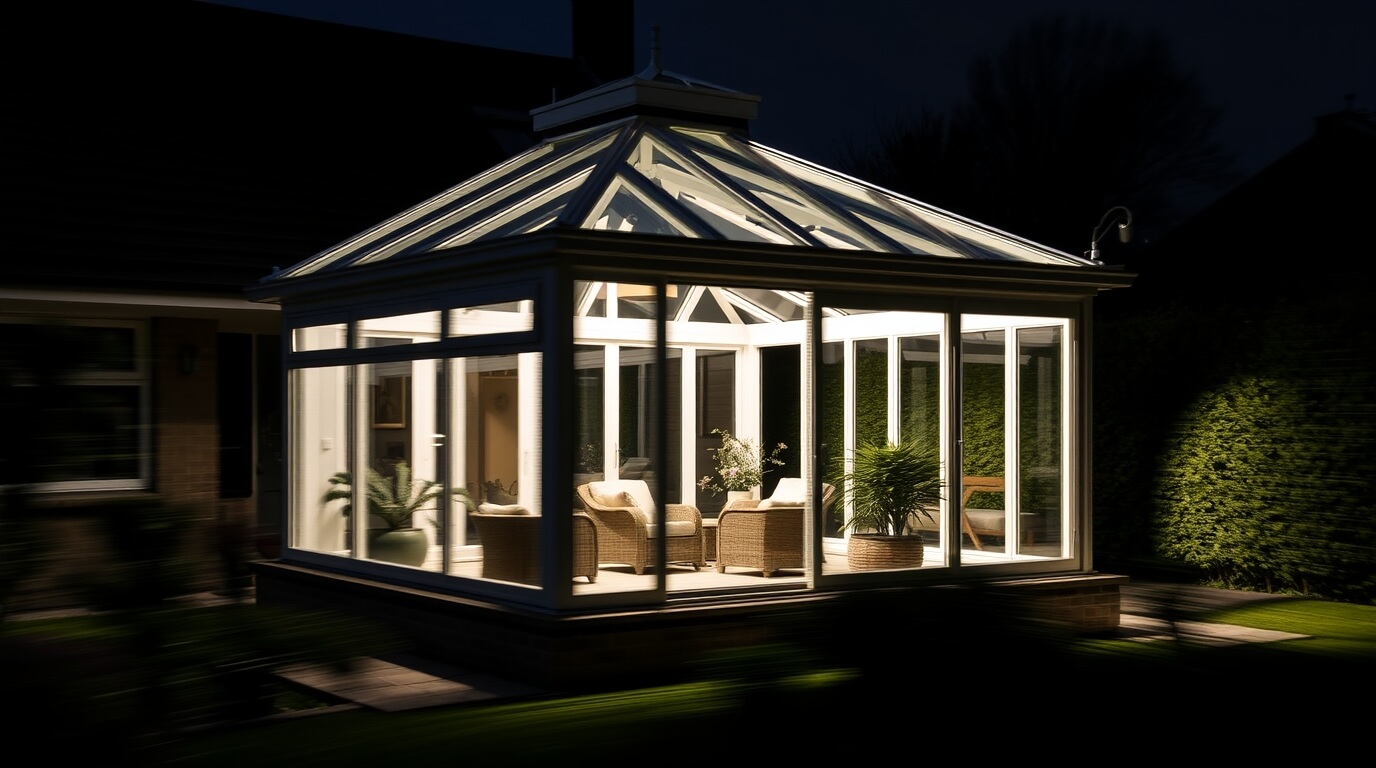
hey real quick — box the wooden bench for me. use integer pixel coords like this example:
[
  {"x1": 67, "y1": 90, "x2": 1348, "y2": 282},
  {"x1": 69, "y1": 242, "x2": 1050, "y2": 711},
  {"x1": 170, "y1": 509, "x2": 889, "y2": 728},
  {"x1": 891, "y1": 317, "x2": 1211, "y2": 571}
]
[{"x1": 960, "y1": 476, "x2": 1037, "y2": 551}]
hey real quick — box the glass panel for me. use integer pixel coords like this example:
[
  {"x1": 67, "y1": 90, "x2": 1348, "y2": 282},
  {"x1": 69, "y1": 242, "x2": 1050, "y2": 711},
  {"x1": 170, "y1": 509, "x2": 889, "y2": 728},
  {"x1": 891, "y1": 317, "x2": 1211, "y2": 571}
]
[
  {"x1": 294, "y1": 364, "x2": 351, "y2": 558},
  {"x1": 572, "y1": 345, "x2": 605, "y2": 488},
  {"x1": 358, "y1": 358, "x2": 444, "y2": 572},
  {"x1": 454, "y1": 353, "x2": 545, "y2": 586},
  {"x1": 669, "y1": 125, "x2": 737, "y2": 152},
  {"x1": 901, "y1": 335, "x2": 943, "y2": 553},
  {"x1": 279, "y1": 137, "x2": 567, "y2": 277},
  {"x1": 448, "y1": 299, "x2": 535, "y2": 337},
  {"x1": 720, "y1": 288, "x2": 806, "y2": 322},
  {"x1": 853, "y1": 212, "x2": 965, "y2": 258},
  {"x1": 694, "y1": 349, "x2": 735, "y2": 516},
  {"x1": 357, "y1": 312, "x2": 441, "y2": 346},
  {"x1": 356, "y1": 311, "x2": 435, "y2": 350},
  {"x1": 1019, "y1": 326, "x2": 1063, "y2": 557},
  {"x1": 823, "y1": 309, "x2": 947, "y2": 573},
  {"x1": 572, "y1": 281, "x2": 663, "y2": 595},
  {"x1": 820, "y1": 340, "x2": 845, "y2": 540},
  {"x1": 752, "y1": 145, "x2": 960, "y2": 255},
  {"x1": 439, "y1": 167, "x2": 593, "y2": 248},
  {"x1": 626, "y1": 132, "x2": 802, "y2": 245},
  {"x1": 574, "y1": 280, "x2": 606, "y2": 318},
  {"x1": 961, "y1": 327, "x2": 1008, "y2": 558},
  {"x1": 583, "y1": 175, "x2": 702, "y2": 237},
  {"x1": 663, "y1": 348, "x2": 684, "y2": 513},
  {"x1": 296, "y1": 357, "x2": 450, "y2": 572},
  {"x1": 900, "y1": 336, "x2": 941, "y2": 446},
  {"x1": 692, "y1": 150, "x2": 884, "y2": 250},
  {"x1": 358, "y1": 132, "x2": 614, "y2": 259},
  {"x1": 899, "y1": 201, "x2": 1079, "y2": 265},
  {"x1": 292, "y1": 323, "x2": 347, "y2": 352},
  {"x1": 615, "y1": 282, "x2": 660, "y2": 320},
  {"x1": 853, "y1": 338, "x2": 888, "y2": 449},
  {"x1": 959, "y1": 317, "x2": 1070, "y2": 563}
]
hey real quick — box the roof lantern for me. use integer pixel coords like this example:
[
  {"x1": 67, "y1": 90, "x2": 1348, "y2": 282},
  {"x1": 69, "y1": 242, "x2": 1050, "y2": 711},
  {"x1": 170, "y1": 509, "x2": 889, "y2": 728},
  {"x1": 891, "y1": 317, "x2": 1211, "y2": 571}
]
[{"x1": 532, "y1": 25, "x2": 760, "y2": 136}]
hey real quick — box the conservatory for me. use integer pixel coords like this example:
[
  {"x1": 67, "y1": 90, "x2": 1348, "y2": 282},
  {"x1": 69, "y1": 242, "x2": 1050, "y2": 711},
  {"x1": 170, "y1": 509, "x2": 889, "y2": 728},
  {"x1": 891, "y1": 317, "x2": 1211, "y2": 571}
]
[{"x1": 245, "y1": 63, "x2": 1133, "y2": 667}]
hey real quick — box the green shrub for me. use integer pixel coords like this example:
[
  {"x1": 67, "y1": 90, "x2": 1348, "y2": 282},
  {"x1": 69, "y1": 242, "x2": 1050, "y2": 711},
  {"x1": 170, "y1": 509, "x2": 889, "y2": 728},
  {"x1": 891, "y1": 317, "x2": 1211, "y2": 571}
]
[{"x1": 1155, "y1": 366, "x2": 1376, "y2": 601}]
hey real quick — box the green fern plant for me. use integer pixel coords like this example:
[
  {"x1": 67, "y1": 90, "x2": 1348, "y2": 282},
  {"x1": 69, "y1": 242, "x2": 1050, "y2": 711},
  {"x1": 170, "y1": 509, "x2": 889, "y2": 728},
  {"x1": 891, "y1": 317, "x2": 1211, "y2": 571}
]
[{"x1": 323, "y1": 460, "x2": 475, "y2": 531}]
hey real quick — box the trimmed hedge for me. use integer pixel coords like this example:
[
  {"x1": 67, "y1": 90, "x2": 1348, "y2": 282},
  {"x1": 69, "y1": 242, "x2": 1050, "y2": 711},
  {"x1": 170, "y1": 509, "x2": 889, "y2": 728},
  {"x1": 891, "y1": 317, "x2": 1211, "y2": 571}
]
[{"x1": 1097, "y1": 290, "x2": 1376, "y2": 602}]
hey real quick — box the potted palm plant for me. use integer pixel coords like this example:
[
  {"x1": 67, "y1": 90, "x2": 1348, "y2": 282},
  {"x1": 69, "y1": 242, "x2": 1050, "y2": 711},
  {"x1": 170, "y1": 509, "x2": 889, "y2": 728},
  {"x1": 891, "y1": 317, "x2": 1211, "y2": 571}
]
[
  {"x1": 833, "y1": 437, "x2": 944, "y2": 569},
  {"x1": 323, "y1": 460, "x2": 475, "y2": 566}
]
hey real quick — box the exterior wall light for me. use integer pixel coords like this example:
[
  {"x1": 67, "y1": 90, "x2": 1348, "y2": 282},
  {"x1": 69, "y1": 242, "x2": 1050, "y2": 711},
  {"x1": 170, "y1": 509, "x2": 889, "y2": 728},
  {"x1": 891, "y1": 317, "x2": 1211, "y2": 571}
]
[{"x1": 1086, "y1": 206, "x2": 1133, "y2": 264}]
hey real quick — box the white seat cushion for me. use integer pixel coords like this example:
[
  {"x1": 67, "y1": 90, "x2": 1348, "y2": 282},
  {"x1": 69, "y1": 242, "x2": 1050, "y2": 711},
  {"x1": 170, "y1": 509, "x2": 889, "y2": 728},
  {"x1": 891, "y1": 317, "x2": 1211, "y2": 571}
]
[
  {"x1": 647, "y1": 520, "x2": 698, "y2": 538},
  {"x1": 478, "y1": 503, "x2": 532, "y2": 516}
]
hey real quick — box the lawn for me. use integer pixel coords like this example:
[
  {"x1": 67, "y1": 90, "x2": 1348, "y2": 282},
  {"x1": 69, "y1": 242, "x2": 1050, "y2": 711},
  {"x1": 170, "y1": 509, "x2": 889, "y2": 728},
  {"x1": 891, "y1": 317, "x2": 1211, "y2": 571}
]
[{"x1": 6, "y1": 594, "x2": 1374, "y2": 764}]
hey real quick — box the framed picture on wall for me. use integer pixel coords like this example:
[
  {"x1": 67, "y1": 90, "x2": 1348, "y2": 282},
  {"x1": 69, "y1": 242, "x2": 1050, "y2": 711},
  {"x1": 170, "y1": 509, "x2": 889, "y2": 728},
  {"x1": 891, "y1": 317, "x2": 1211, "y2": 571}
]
[{"x1": 371, "y1": 375, "x2": 409, "y2": 429}]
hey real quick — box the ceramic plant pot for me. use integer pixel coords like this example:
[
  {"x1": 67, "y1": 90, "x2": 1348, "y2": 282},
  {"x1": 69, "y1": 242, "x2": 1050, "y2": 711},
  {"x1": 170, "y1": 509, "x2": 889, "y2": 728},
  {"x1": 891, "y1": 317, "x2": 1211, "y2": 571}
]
[{"x1": 367, "y1": 528, "x2": 429, "y2": 566}]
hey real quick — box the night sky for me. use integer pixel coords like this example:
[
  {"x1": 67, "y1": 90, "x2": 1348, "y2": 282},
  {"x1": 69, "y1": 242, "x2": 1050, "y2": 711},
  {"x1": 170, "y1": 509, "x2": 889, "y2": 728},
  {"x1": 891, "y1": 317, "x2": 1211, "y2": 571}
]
[{"x1": 206, "y1": 0, "x2": 1374, "y2": 179}]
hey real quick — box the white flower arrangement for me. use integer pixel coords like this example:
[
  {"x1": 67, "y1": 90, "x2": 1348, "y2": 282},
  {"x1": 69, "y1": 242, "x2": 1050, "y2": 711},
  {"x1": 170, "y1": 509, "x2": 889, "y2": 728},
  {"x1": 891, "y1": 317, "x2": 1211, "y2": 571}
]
[{"x1": 697, "y1": 428, "x2": 786, "y2": 494}]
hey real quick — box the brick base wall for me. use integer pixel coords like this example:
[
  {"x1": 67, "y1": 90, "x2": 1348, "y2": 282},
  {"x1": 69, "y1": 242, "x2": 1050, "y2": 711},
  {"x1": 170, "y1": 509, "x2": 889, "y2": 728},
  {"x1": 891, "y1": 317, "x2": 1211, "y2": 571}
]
[
  {"x1": 254, "y1": 562, "x2": 1125, "y2": 690},
  {"x1": 987, "y1": 574, "x2": 1127, "y2": 635}
]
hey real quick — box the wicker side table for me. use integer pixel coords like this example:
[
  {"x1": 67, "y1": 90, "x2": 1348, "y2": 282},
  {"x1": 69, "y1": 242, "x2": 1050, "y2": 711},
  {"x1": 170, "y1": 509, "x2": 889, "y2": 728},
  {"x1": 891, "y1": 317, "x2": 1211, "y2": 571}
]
[{"x1": 702, "y1": 518, "x2": 718, "y2": 562}]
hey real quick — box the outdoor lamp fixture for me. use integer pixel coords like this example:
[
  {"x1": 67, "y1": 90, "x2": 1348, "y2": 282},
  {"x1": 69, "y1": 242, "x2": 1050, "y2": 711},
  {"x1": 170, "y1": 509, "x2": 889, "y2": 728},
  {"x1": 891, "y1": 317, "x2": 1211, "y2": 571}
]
[{"x1": 1086, "y1": 206, "x2": 1133, "y2": 263}]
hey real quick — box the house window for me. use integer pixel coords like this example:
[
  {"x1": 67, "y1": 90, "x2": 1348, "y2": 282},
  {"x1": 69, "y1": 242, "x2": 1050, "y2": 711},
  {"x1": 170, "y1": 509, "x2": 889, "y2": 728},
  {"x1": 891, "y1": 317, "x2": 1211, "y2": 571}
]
[{"x1": 0, "y1": 318, "x2": 150, "y2": 491}]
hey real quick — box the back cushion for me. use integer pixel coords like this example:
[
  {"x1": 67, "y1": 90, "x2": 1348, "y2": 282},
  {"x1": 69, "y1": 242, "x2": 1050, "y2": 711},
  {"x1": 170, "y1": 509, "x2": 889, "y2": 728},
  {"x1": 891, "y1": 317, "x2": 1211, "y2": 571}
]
[
  {"x1": 587, "y1": 479, "x2": 656, "y2": 523},
  {"x1": 766, "y1": 477, "x2": 807, "y2": 506}
]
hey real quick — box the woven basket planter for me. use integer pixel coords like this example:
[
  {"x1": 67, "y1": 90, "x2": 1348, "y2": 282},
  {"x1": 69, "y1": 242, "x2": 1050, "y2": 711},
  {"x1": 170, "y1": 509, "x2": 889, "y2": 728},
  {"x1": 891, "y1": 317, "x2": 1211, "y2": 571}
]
[{"x1": 847, "y1": 534, "x2": 925, "y2": 570}]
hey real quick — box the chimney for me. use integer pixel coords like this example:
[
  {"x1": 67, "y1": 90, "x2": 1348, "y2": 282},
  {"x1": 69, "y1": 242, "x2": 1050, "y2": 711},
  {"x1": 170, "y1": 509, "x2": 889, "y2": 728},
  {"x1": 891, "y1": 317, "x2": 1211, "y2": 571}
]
[{"x1": 571, "y1": 0, "x2": 634, "y2": 84}]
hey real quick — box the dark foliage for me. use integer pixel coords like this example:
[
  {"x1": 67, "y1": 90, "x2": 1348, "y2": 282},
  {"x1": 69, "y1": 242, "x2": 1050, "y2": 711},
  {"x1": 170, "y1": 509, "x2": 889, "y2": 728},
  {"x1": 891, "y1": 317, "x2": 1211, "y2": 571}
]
[{"x1": 840, "y1": 13, "x2": 1240, "y2": 258}]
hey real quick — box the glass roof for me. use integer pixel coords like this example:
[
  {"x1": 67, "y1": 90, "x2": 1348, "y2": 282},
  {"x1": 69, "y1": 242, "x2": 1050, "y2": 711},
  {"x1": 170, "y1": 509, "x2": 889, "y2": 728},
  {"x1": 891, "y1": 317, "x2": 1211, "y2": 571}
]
[{"x1": 273, "y1": 75, "x2": 1092, "y2": 282}]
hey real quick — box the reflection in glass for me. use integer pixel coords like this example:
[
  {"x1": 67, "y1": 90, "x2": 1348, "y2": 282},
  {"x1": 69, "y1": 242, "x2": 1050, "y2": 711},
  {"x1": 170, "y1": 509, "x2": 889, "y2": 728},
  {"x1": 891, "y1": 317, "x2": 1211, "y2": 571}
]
[
  {"x1": 820, "y1": 341, "x2": 845, "y2": 539},
  {"x1": 695, "y1": 349, "x2": 735, "y2": 516},
  {"x1": 962, "y1": 329, "x2": 1007, "y2": 555},
  {"x1": 357, "y1": 312, "x2": 440, "y2": 346},
  {"x1": 448, "y1": 300, "x2": 534, "y2": 337},
  {"x1": 1019, "y1": 326, "x2": 1063, "y2": 554},
  {"x1": 292, "y1": 323, "x2": 346, "y2": 352},
  {"x1": 293, "y1": 364, "x2": 350, "y2": 558},
  {"x1": 854, "y1": 338, "x2": 888, "y2": 449}
]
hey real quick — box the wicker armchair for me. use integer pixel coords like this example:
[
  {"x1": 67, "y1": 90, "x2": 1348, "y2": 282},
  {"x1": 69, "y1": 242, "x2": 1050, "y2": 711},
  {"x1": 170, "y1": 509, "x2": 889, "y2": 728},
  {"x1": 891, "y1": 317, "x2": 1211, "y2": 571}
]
[
  {"x1": 470, "y1": 507, "x2": 599, "y2": 585},
  {"x1": 575, "y1": 480, "x2": 705, "y2": 574},
  {"x1": 715, "y1": 479, "x2": 836, "y2": 577}
]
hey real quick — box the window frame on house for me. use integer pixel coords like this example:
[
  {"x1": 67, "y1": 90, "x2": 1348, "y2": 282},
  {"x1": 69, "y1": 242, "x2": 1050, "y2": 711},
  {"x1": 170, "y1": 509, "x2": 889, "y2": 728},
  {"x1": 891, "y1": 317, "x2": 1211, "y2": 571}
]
[{"x1": 0, "y1": 317, "x2": 151, "y2": 492}]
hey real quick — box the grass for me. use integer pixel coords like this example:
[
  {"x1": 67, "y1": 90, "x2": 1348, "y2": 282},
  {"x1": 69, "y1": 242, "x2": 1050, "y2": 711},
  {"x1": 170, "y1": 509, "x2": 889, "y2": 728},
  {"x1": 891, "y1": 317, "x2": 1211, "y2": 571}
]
[{"x1": 7, "y1": 593, "x2": 1375, "y2": 764}]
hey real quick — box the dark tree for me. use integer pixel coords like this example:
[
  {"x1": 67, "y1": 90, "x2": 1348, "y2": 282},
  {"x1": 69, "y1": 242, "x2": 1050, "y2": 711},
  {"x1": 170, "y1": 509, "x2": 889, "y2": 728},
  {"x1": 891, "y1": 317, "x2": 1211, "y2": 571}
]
[{"x1": 842, "y1": 14, "x2": 1241, "y2": 260}]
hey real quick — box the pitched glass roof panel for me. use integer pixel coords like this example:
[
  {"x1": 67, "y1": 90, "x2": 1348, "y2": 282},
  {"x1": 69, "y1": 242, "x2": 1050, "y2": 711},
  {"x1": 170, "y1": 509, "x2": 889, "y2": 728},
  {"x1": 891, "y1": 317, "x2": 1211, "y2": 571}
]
[
  {"x1": 753, "y1": 144, "x2": 1083, "y2": 265},
  {"x1": 583, "y1": 175, "x2": 704, "y2": 238},
  {"x1": 622, "y1": 130, "x2": 803, "y2": 246},
  {"x1": 375, "y1": 132, "x2": 614, "y2": 258},
  {"x1": 437, "y1": 166, "x2": 593, "y2": 248},
  {"x1": 267, "y1": 88, "x2": 1094, "y2": 285},
  {"x1": 670, "y1": 127, "x2": 888, "y2": 251}
]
